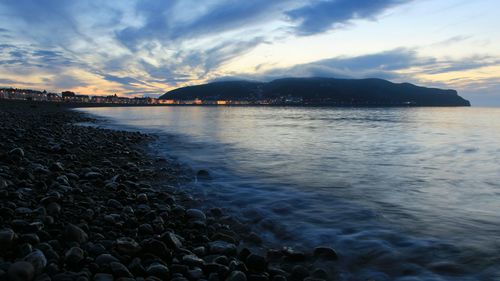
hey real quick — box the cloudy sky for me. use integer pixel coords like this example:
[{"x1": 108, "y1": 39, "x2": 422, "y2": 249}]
[{"x1": 0, "y1": 0, "x2": 499, "y2": 105}]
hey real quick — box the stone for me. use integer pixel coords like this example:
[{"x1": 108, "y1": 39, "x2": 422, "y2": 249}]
[
  {"x1": 208, "y1": 241, "x2": 237, "y2": 255},
  {"x1": 34, "y1": 273, "x2": 51, "y2": 281},
  {"x1": 110, "y1": 262, "x2": 133, "y2": 278},
  {"x1": 8, "y1": 261, "x2": 35, "y2": 281},
  {"x1": 51, "y1": 271, "x2": 80, "y2": 281},
  {"x1": 128, "y1": 258, "x2": 145, "y2": 276},
  {"x1": 115, "y1": 237, "x2": 141, "y2": 255},
  {"x1": 196, "y1": 170, "x2": 211, "y2": 180},
  {"x1": 136, "y1": 193, "x2": 148, "y2": 203},
  {"x1": 182, "y1": 254, "x2": 205, "y2": 267},
  {"x1": 186, "y1": 209, "x2": 206, "y2": 221},
  {"x1": 291, "y1": 265, "x2": 309, "y2": 281},
  {"x1": 95, "y1": 254, "x2": 119, "y2": 266},
  {"x1": 46, "y1": 202, "x2": 61, "y2": 216},
  {"x1": 140, "y1": 239, "x2": 171, "y2": 260},
  {"x1": 313, "y1": 247, "x2": 338, "y2": 260},
  {"x1": 88, "y1": 244, "x2": 106, "y2": 257},
  {"x1": 187, "y1": 268, "x2": 203, "y2": 280},
  {"x1": 311, "y1": 269, "x2": 328, "y2": 279},
  {"x1": 0, "y1": 228, "x2": 16, "y2": 247},
  {"x1": 226, "y1": 271, "x2": 247, "y2": 281},
  {"x1": 8, "y1": 148, "x2": 25, "y2": 161},
  {"x1": 272, "y1": 276, "x2": 287, "y2": 281},
  {"x1": 138, "y1": 224, "x2": 154, "y2": 235},
  {"x1": 146, "y1": 263, "x2": 169, "y2": 279},
  {"x1": 161, "y1": 232, "x2": 182, "y2": 249},
  {"x1": 107, "y1": 199, "x2": 123, "y2": 209},
  {"x1": 50, "y1": 162, "x2": 64, "y2": 172},
  {"x1": 93, "y1": 273, "x2": 114, "y2": 281},
  {"x1": 64, "y1": 224, "x2": 88, "y2": 243},
  {"x1": 245, "y1": 254, "x2": 267, "y2": 272},
  {"x1": 65, "y1": 247, "x2": 84, "y2": 265},
  {"x1": 23, "y1": 249, "x2": 47, "y2": 275},
  {"x1": 84, "y1": 172, "x2": 102, "y2": 179},
  {"x1": 193, "y1": 246, "x2": 206, "y2": 256}
]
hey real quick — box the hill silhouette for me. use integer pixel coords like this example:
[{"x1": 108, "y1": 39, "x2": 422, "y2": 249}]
[{"x1": 159, "y1": 77, "x2": 471, "y2": 106}]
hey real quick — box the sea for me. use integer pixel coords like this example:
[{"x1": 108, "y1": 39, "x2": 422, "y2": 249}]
[{"x1": 77, "y1": 106, "x2": 500, "y2": 281}]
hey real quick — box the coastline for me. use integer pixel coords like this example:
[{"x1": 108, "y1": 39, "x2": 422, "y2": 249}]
[{"x1": 0, "y1": 100, "x2": 338, "y2": 281}]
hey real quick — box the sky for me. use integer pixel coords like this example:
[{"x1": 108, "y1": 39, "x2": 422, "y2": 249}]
[{"x1": 0, "y1": 0, "x2": 499, "y2": 105}]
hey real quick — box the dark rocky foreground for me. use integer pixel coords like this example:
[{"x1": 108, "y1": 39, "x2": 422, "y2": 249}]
[{"x1": 0, "y1": 101, "x2": 339, "y2": 281}]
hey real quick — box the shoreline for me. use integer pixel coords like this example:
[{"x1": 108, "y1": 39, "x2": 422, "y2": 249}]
[
  {"x1": 0, "y1": 98, "x2": 471, "y2": 108},
  {"x1": 0, "y1": 101, "x2": 339, "y2": 281}
]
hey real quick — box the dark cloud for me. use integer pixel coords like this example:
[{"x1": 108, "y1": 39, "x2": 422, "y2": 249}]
[
  {"x1": 236, "y1": 48, "x2": 422, "y2": 81},
  {"x1": 422, "y1": 55, "x2": 500, "y2": 74},
  {"x1": 286, "y1": 0, "x2": 411, "y2": 35},
  {"x1": 50, "y1": 74, "x2": 88, "y2": 89},
  {"x1": 222, "y1": 48, "x2": 498, "y2": 89},
  {"x1": 0, "y1": 78, "x2": 37, "y2": 86},
  {"x1": 116, "y1": 0, "x2": 287, "y2": 49}
]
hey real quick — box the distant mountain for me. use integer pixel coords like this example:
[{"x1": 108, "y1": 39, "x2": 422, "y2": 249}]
[{"x1": 159, "y1": 77, "x2": 471, "y2": 106}]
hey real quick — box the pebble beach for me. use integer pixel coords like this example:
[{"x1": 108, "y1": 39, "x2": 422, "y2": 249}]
[{"x1": 0, "y1": 101, "x2": 339, "y2": 281}]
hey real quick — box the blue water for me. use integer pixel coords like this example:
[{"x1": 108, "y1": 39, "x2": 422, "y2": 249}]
[{"x1": 77, "y1": 106, "x2": 500, "y2": 281}]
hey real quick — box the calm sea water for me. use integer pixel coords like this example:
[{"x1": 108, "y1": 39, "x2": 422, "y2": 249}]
[{"x1": 78, "y1": 106, "x2": 500, "y2": 281}]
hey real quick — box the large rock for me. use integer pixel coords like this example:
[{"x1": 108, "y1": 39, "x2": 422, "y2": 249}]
[
  {"x1": 64, "y1": 224, "x2": 88, "y2": 243},
  {"x1": 8, "y1": 261, "x2": 35, "y2": 281},
  {"x1": 23, "y1": 249, "x2": 47, "y2": 275}
]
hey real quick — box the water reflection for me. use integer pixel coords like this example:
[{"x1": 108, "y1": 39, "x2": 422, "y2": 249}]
[{"x1": 79, "y1": 106, "x2": 500, "y2": 280}]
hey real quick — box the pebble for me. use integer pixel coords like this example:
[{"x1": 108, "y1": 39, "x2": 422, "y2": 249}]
[
  {"x1": 209, "y1": 240, "x2": 237, "y2": 255},
  {"x1": 0, "y1": 106, "x2": 313, "y2": 281},
  {"x1": 161, "y1": 232, "x2": 183, "y2": 249},
  {"x1": 245, "y1": 254, "x2": 267, "y2": 272},
  {"x1": 313, "y1": 247, "x2": 338, "y2": 260},
  {"x1": 8, "y1": 147, "x2": 25, "y2": 158},
  {"x1": 65, "y1": 247, "x2": 84, "y2": 265},
  {"x1": 95, "y1": 254, "x2": 119, "y2": 266},
  {"x1": 107, "y1": 199, "x2": 123, "y2": 209},
  {"x1": 93, "y1": 273, "x2": 114, "y2": 281},
  {"x1": 137, "y1": 193, "x2": 148, "y2": 203},
  {"x1": 226, "y1": 270, "x2": 247, "y2": 281},
  {"x1": 84, "y1": 172, "x2": 102, "y2": 179},
  {"x1": 0, "y1": 228, "x2": 16, "y2": 246},
  {"x1": 186, "y1": 209, "x2": 206, "y2": 221},
  {"x1": 110, "y1": 262, "x2": 133, "y2": 278},
  {"x1": 182, "y1": 254, "x2": 205, "y2": 267},
  {"x1": 116, "y1": 237, "x2": 141, "y2": 255},
  {"x1": 146, "y1": 263, "x2": 170, "y2": 279}
]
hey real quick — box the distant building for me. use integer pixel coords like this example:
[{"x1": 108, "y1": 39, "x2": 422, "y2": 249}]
[
  {"x1": 61, "y1": 91, "x2": 76, "y2": 99},
  {"x1": 47, "y1": 93, "x2": 61, "y2": 101},
  {"x1": 216, "y1": 100, "x2": 227, "y2": 105}
]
